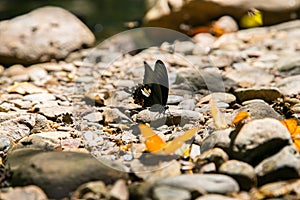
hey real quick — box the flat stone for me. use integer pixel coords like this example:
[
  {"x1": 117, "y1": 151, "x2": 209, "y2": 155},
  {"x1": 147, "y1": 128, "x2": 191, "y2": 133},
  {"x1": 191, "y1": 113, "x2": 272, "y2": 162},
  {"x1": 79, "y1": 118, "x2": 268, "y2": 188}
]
[
  {"x1": 23, "y1": 93, "x2": 56, "y2": 102},
  {"x1": 195, "y1": 194, "x2": 239, "y2": 200},
  {"x1": 201, "y1": 128, "x2": 233, "y2": 153},
  {"x1": 0, "y1": 6, "x2": 95, "y2": 65},
  {"x1": 152, "y1": 185, "x2": 191, "y2": 200},
  {"x1": 196, "y1": 148, "x2": 229, "y2": 169},
  {"x1": 231, "y1": 118, "x2": 292, "y2": 165},
  {"x1": 156, "y1": 174, "x2": 239, "y2": 194},
  {"x1": 255, "y1": 145, "x2": 300, "y2": 186},
  {"x1": 276, "y1": 75, "x2": 300, "y2": 95},
  {"x1": 225, "y1": 66, "x2": 274, "y2": 87},
  {"x1": 219, "y1": 160, "x2": 257, "y2": 190},
  {"x1": 236, "y1": 100, "x2": 282, "y2": 120},
  {"x1": 110, "y1": 179, "x2": 129, "y2": 200},
  {"x1": 71, "y1": 181, "x2": 109, "y2": 200},
  {"x1": 0, "y1": 185, "x2": 48, "y2": 200},
  {"x1": 7, "y1": 149, "x2": 128, "y2": 199},
  {"x1": 234, "y1": 87, "x2": 281, "y2": 103},
  {"x1": 83, "y1": 112, "x2": 103, "y2": 123},
  {"x1": 7, "y1": 82, "x2": 48, "y2": 94}
]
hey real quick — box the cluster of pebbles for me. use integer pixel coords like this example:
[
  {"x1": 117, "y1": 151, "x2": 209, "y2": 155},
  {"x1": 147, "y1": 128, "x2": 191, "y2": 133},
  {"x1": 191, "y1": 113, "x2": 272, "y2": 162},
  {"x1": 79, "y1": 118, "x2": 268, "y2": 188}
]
[{"x1": 1, "y1": 11, "x2": 300, "y2": 199}]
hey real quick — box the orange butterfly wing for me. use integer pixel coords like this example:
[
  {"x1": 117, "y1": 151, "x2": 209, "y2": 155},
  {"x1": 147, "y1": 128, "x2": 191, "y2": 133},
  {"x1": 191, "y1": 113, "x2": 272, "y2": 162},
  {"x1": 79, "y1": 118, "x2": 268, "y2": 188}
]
[
  {"x1": 139, "y1": 124, "x2": 165, "y2": 153},
  {"x1": 280, "y1": 118, "x2": 298, "y2": 134},
  {"x1": 210, "y1": 98, "x2": 227, "y2": 129},
  {"x1": 232, "y1": 111, "x2": 250, "y2": 125},
  {"x1": 280, "y1": 118, "x2": 300, "y2": 151},
  {"x1": 162, "y1": 127, "x2": 198, "y2": 155}
]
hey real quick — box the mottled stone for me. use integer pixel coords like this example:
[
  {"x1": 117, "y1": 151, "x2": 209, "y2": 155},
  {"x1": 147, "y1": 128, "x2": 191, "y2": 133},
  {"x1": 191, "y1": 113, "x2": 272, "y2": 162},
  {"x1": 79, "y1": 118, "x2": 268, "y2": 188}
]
[{"x1": 0, "y1": 6, "x2": 95, "y2": 65}]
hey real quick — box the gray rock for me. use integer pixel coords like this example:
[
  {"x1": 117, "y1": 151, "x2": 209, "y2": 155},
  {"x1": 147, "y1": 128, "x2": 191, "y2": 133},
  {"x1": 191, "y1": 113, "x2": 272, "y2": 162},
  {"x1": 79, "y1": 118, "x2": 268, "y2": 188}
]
[
  {"x1": 219, "y1": 160, "x2": 257, "y2": 191},
  {"x1": 0, "y1": 6, "x2": 95, "y2": 65},
  {"x1": 178, "y1": 99, "x2": 195, "y2": 110},
  {"x1": 276, "y1": 75, "x2": 300, "y2": 95},
  {"x1": 27, "y1": 67, "x2": 48, "y2": 82},
  {"x1": 167, "y1": 95, "x2": 184, "y2": 105},
  {"x1": 255, "y1": 145, "x2": 300, "y2": 186},
  {"x1": 83, "y1": 112, "x2": 103, "y2": 123},
  {"x1": 0, "y1": 114, "x2": 36, "y2": 141},
  {"x1": 276, "y1": 55, "x2": 300, "y2": 75},
  {"x1": 7, "y1": 149, "x2": 128, "y2": 199},
  {"x1": 201, "y1": 128, "x2": 233, "y2": 153},
  {"x1": 231, "y1": 118, "x2": 292, "y2": 165},
  {"x1": 0, "y1": 136, "x2": 12, "y2": 153},
  {"x1": 102, "y1": 108, "x2": 132, "y2": 124},
  {"x1": 234, "y1": 87, "x2": 281, "y2": 103},
  {"x1": 0, "y1": 185, "x2": 48, "y2": 200},
  {"x1": 155, "y1": 174, "x2": 239, "y2": 194},
  {"x1": 152, "y1": 185, "x2": 191, "y2": 200},
  {"x1": 130, "y1": 159, "x2": 181, "y2": 183},
  {"x1": 236, "y1": 100, "x2": 282, "y2": 120},
  {"x1": 225, "y1": 66, "x2": 274, "y2": 87},
  {"x1": 175, "y1": 68, "x2": 226, "y2": 92},
  {"x1": 196, "y1": 148, "x2": 229, "y2": 169}
]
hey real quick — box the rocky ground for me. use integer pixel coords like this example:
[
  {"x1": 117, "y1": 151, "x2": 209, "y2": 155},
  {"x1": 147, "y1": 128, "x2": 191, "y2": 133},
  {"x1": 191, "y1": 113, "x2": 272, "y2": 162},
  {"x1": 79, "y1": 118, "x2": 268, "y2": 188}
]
[{"x1": 1, "y1": 5, "x2": 300, "y2": 200}]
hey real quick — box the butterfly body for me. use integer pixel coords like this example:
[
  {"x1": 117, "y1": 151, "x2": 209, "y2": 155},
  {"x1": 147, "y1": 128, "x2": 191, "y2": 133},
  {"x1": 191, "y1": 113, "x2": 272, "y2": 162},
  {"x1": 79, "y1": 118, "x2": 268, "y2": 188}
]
[{"x1": 133, "y1": 60, "x2": 169, "y2": 109}]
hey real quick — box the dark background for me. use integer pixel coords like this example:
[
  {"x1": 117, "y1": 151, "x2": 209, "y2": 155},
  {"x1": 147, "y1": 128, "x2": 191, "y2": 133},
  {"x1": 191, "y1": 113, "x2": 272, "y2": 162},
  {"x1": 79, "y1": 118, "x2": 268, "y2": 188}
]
[{"x1": 0, "y1": 0, "x2": 147, "y2": 41}]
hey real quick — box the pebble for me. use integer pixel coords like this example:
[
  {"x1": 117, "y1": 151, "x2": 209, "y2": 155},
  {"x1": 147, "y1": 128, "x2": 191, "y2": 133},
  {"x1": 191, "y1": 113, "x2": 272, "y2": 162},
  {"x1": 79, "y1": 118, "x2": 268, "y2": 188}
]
[
  {"x1": 23, "y1": 93, "x2": 56, "y2": 102},
  {"x1": 219, "y1": 160, "x2": 257, "y2": 191},
  {"x1": 225, "y1": 66, "x2": 274, "y2": 87},
  {"x1": 110, "y1": 179, "x2": 129, "y2": 200},
  {"x1": 231, "y1": 118, "x2": 292, "y2": 165},
  {"x1": 255, "y1": 145, "x2": 300, "y2": 186},
  {"x1": 83, "y1": 112, "x2": 103, "y2": 123},
  {"x1": 155, "y1": 174, "x2": 239, "y2": 194},
  {"x1": 0, "y1": 185, "x2": 48, "y2": 200},
  {"x1": 276, "y1": 74, "x2": 300, "y2": 95},
  {"x1": 196, "y1": 148, "x2": 229, "y2": 169},
  {"x1": 195, "y1": 194, "x2": 239, "y2": 200},
  {"x1": 71, "y1": 181, "x2": 108, "y2": 200},
  {"x1": 201, "y1": 128, "x2": 233, "y2": 153},
  {"x1": 234, "y1": 87, "x2": 281, "y2": 103},
  {"x1": 152, "y1": 185, "x2": 191, "y2": 200},
  {"x1": 0, "y1": 136, "x2": 12, "y2": 153},
  {"x1": 237, "y1": 100, "x2": 282, "y2": 120},
  {"x1": 7, "y1": 149, "x2": 128, "y2": 199}
]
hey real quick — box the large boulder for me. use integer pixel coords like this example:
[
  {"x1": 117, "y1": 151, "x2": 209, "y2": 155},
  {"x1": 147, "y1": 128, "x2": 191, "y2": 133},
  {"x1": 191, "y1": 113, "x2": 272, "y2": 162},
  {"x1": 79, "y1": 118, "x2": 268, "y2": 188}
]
[
  {"x1": 0, "y1": 6, "x2": 95, "y2": 65},
  {"x1": 144, "y1": 0, "x2": 300, "y2": 30}
]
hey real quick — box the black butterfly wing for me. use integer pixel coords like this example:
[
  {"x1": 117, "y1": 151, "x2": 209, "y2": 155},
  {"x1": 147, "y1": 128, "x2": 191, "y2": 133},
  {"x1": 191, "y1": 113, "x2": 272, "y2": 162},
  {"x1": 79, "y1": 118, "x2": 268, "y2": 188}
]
[{"x1": 143, "y1": 60, "x2": 169, "y2": 107}]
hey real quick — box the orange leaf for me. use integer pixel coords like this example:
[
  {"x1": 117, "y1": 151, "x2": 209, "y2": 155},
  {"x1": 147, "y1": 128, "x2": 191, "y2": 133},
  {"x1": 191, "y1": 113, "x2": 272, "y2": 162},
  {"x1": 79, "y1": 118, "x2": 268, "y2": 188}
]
[{"x1": 232, "y1": 111, "x2": 250, "y2": 125}]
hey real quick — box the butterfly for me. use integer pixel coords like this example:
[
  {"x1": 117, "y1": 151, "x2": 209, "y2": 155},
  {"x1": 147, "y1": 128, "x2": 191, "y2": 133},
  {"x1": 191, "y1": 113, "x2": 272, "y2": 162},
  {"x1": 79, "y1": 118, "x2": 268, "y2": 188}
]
[
  {"x1": 133, "y1": 60, "x2": 169, "y2": 110},
  {"x1": 280, "y1": 118, "x2": 300, "y2": 151},
  {"x1": 139, "y1": 124, "x2": 198, "y2": 155}
]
